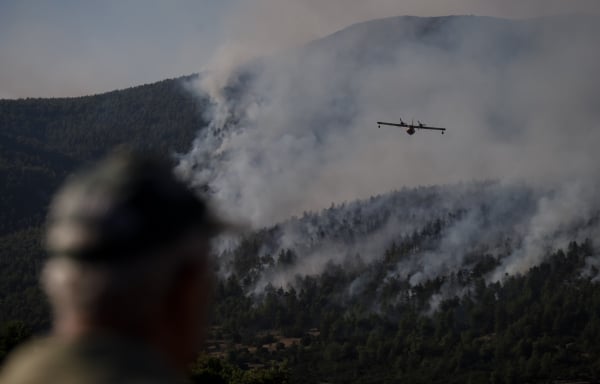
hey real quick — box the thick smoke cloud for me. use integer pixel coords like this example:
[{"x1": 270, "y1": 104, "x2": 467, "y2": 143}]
[
  {"x1": 180, "y1": 15, "x2": 600, "y2": 223},
  {"x1": 177, "y1": 6, "x2": 600, "y2": 296}
]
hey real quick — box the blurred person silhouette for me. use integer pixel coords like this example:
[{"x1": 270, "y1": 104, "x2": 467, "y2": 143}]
[{"x1": 0, "y1": 150, "x2": 228, "y2": 384}]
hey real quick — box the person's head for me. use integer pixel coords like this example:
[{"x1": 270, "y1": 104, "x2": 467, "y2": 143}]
[{"x1": 41, "y1": 150, "x2": 224, "y2": 368}]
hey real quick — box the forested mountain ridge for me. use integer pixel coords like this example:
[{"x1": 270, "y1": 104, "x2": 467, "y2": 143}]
[
  {"x1": 208, "y1": 232, "x2": 599, "y2": 383},
  {"x1": 195, "y1": 182, "x2": 600, "y2": 383},
  {"x1": 0, "y1": 75, "x2": 207, "y2": 234}
]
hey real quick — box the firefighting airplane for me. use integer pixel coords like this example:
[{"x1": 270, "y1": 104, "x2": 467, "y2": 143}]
[{"x1": 377, "y1": 118, "x2": 447, "y2": 135}]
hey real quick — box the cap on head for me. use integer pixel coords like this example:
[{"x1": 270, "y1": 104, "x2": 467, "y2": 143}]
[{"x1": 46, "y1": 150, "x2": 225, "y2": 263}]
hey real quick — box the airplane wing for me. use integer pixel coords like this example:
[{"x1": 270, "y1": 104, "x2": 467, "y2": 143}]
[
  {"x1": 414, "y1": 125, "x2": 446, "y2": 132},
  {"x1": 377, "y1": 121, "x2": 406, "y2": 128}
]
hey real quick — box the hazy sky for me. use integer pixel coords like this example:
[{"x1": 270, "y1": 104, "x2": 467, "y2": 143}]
[
  {"x1": 1, "y1": 0, "x2": 598, "y2": 98},
  {"x1": 0, "y1": 0, "x2": 237, "y2": 98}
]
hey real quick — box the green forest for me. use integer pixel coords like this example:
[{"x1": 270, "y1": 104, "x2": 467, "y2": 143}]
[
  {"x1": 197, "y1": 235, "x2": 600, "y2": 383},
  {"x1": 2, "y1": 78, "x2": 600, "y2": 383}
]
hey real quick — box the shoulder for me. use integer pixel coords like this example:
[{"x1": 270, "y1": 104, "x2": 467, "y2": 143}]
[
  {"x1": 0, "y1": 336, "x2": 184, "y2": 384},
  {"x1": 0, "y1": 337, "x2": 71, "y2": 384}
]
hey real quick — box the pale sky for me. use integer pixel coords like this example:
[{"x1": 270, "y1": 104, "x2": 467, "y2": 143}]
[
  {"x1": 0, "y1": 0, "x2": 237, "y2": 98},
  {"x1": 1, "y1": 0, "x2": 598, "y2": 99}
]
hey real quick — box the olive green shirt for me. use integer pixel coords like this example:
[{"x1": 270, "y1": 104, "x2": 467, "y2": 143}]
[{"x1": 0, "y1": 335, "x2": 184, "y2": 384}]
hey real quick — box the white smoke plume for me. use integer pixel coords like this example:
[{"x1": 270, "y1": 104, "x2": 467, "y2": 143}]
[{"x1": 177, "y1": 5, "x2": 600, "y2": 295}]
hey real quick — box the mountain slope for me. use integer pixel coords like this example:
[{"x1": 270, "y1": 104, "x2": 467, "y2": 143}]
[{"x1": 0, "y1": 75, "x2": 207, "y2": 234}]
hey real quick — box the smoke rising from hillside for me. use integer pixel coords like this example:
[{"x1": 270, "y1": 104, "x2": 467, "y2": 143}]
[
  {"x1": 180, "y1": 15, "x2": 600, "y2": 222},
  {"x1": 177, "y1": 12, "x2": 600, "y2": 292}
]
